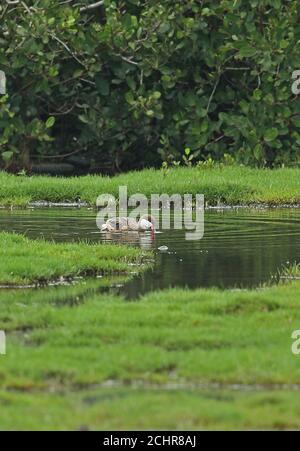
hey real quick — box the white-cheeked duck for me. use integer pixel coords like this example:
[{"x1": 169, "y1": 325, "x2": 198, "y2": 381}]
[{"x1": 101, "y1": 215, "x2": 156, "y2": 233}]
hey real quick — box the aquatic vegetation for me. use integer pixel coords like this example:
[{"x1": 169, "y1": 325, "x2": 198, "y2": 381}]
[
  {"x1": 0, "y1": 166, "x2": 300, "y2": 207},
  {"x1": 280, "y1": 263, "x2": 300, "y2": 280},
  {"x1": 0, "y1": 232, "x2": 149, "y2": 286}
]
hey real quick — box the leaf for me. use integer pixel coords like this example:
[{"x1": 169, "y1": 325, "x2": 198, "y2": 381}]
[
  {"x1": 45, "y1": 117, "x2": 55, "y2": 129},
  {"x1": 254, "y1": 144, "x2": 263, "y2": 160},
  {"x1": 253, "y1": 89, "x2": 262, "y2": 101},
  {"x1": 2, "y1": 151, "x2": 14, "y2": 162},
  {"x1": 202, "y1": 8, "x2": 211, "y2": 16},
  {"x1": 96, "y1": 78, "x2": 110, "y2": 96},
  {"x1": 239, "y1": 46, "x2": 257, "y2": 58},
  {"x1": 126, "y1": 77, "x2": 136, "y2": 91},
  {"x1": 291, "y1": 117, "x2": 300, "y2": 128},
  {"x1": 264, "y1": 128, "x2": 279, "y2": 143},
  {"x1": 125, "y1": 92, "x2": 135, "y2": 105},
  {"x1": 153, "y1": 91, "x2": 162, "y2": 100},
  {"x1": 273, "y1": 0, "x2": 281, "y2": 9},
  {"x1": 239, "y1": 100, "x2": 249, "y2": 114},
  {"x1": 78, "y1": 115, "x2": 89, "y2": 124}
]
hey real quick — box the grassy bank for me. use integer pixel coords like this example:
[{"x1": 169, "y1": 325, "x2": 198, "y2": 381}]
[
  {"x1": 0, "y1": 278, "x2": 300, "y2": 430},
  {"x1": 0, "y1": 166, "x2": 300, "y2": 207},
  {"x1": 1, "y1": 388, "x2": 300, "y2": 431},
  {"x1": 0, "y1": 232, "x2": 147, "y2": 286}
]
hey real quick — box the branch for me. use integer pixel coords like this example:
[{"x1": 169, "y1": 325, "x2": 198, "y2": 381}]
[
  {"x1": 6, "y1": 0, "x2": 105, "y2": 11},
  {"x1": 50, "y1": 34, "x2": 86, "y2": 68},
  {"x1": 118, "y1": 55, "x2": 139, "y2": 66},
  {"x1": 206, "y1": 73, "x2": 221, "y2": 114},
  {"x1": 79, "y1": 1, "x2": 104, "y2": 12},
  {"x1": 40, "y1": 145, "x2": 87, "y2": 160}
]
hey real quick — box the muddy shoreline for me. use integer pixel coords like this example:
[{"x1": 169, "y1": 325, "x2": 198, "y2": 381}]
[{"x1": 0, "y1": 200, "x2": 299, "y2": 210}]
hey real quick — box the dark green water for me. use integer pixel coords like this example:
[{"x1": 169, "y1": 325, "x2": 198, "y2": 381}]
[{"x1": 0, "y1": 208, "x2": 299, "y2": 297}]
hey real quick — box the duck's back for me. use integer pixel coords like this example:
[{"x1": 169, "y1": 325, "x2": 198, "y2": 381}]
[
  {"x1": 107, "y1": 217, "x2": 128, "y2": 231},
  {"x1": 127, "y1": 218, "x2": 139, "y2": 231}
]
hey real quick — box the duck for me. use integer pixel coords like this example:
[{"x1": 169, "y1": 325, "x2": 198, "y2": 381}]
[{"x1": 101, "y1": 215, "x2": 156, "y2": 233}]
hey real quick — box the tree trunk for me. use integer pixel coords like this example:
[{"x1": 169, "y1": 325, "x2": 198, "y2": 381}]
[{"x1": 19, "y1": 139, "x2": 31, "y2": 171}]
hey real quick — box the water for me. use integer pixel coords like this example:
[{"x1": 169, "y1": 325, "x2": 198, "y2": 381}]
[{"x1": 0, "y1": 207, "x2": 299, "y2": 298}]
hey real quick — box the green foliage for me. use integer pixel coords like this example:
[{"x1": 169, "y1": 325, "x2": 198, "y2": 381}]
[{"x1": 1, "y1": 0, "x2": 300, "y2": 170}]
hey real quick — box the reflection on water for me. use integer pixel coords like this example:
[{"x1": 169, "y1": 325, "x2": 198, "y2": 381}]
[
  {"x1": 0, "y1": 207, "x2": 299, "y2": 298},
  {"x1": 100, "y1": 230, "x2": 155, "y2": 250}
]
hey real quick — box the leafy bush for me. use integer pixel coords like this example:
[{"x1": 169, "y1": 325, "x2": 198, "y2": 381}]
[{"x1": 0, "y1": 0, "x2": 300, "y2": 171}]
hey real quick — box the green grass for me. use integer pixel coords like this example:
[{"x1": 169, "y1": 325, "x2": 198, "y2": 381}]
[
  {"x1": 0, "y1": 278, "x2": 300, "y2": 430},
  {"x1": 0, "y1": 232, "x2": 148, "y2": 285},
  {"x1": 1, "y1": 166, "x2": 300, "y2": 207},
  {"x1": 1, "y1": 388, "x2": 300, "y2": 431},
  {"x1": 0, "y1": 227, "x2": 299, "y2": 430}
]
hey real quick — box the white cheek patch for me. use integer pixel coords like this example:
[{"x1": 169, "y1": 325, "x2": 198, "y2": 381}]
[{"x1": 140, "y1": 219, "x2": 152, "y2": 230}]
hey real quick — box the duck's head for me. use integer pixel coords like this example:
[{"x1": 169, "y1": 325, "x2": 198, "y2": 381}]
[
  {"x1": 101, "y1": 223, "x2": 109, "y2": 232},
  {"x1": 141, "y1": 214, "x2": 156, "y2": 231}
]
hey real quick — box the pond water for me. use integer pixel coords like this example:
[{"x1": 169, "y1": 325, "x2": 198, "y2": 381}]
[{"x1": 0, "y1": 208, "x2": 299, "y2": 298}]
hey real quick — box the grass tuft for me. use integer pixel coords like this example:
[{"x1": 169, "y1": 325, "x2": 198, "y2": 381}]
[{"x1": 0, "y1": 232, "x2": 149, "y2": 285}]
